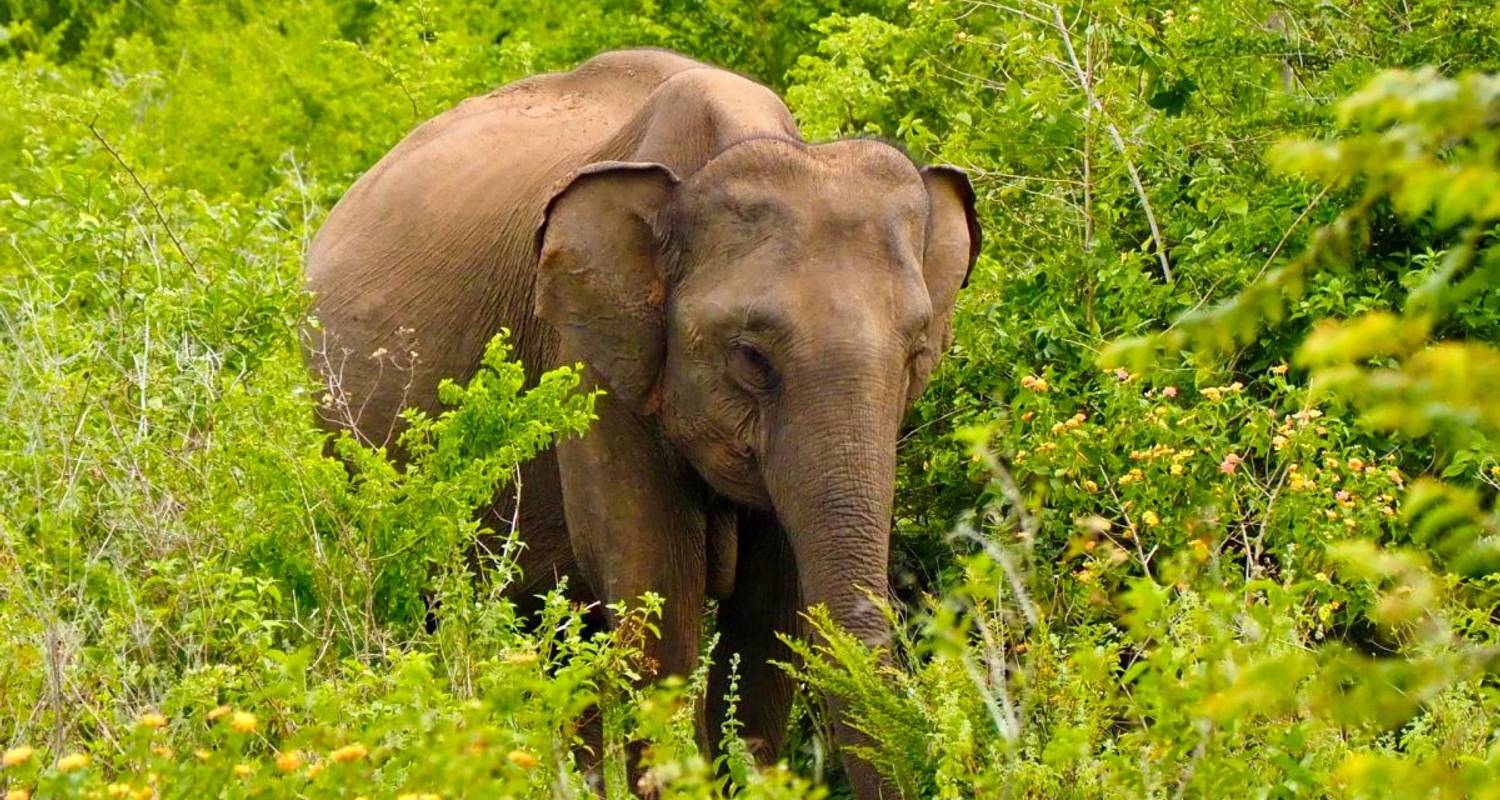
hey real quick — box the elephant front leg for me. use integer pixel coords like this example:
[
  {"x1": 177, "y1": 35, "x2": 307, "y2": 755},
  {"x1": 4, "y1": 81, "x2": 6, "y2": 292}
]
[
  {"x1": 555, "y1": 394, "x2": 711, "y2": 779},
  {"x1": 707, "y1": 508, "x2": 800, "y2": 765}
]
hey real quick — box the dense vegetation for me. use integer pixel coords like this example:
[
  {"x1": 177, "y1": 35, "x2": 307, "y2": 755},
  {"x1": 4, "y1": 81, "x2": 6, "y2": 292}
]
[{"x1": 3, "y1": 1, "x2": 1499, "y2": 797}]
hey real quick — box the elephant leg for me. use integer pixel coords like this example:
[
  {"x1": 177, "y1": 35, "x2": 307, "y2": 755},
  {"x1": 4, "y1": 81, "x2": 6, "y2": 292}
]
[
  {"x1": 556, "y1": 393, "x2": 710, "y2": 741},
  {"x1": 708, "y1": 508, "x2": 800, "y2": 765}
]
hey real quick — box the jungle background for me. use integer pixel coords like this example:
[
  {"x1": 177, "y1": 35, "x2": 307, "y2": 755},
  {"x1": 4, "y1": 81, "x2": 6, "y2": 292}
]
[{"x1": 3, "y1": 0, "x2": 1500, "y2": 797}]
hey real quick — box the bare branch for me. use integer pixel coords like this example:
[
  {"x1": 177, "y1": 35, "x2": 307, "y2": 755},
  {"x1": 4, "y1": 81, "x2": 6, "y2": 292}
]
[
  {"x1": 85, "y1": 119, "x2": 203, "y2": 279},
  {"x1": 1046, "y1": 4, "x2": 1174, "y2": 282}
]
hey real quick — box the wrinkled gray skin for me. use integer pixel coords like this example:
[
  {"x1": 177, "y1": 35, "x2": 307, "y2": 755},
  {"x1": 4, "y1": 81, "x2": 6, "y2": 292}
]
[{"x1": 305, "y1": 49, "x2": 978, "y2": 798}]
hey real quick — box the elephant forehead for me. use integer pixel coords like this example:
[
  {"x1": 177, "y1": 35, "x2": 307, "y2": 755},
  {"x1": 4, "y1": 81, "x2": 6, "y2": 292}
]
[{"x1": 683, "y1": 138, "x2": 930, "y2": 224}]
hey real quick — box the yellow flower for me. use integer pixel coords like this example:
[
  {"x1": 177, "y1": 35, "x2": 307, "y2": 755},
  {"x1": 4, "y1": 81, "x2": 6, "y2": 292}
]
[
  {"x1": 194, "y1": 749, "x2": 212, "y2": 762},
  {"x1": 138, "y1": 712, "x2": 167, "y2": 730},
  {"x1": 1347, "y1": 458, "x2": 1365, "y2": 472},
  {"x1": 7, "y1": 789, "x2": 31, "y2": 800},
  {"x1": 206, "y1": 705, "x2": 231, "y2": 722},
  {"x1": 1141, "y1": 510, "x2": 1160, "y2": 527},
  {"x1": 151, "y1": 746, "x2": 173, "y2": 759},
  {"x1": 3, "y1": 746, "x2": 34, "y2": 768},
  {"x1": 1020, "y1": 375, "x2": 1049, "y2": 392},
  {"x1": 233, "y1": 763, "x2": 253, "y2": 778},
  {"x1": 57, "y1": 753, "x2": 90, "y2": 773},
  {"x1": 1082, "y1": 479, "x2": 1099, "y2": 493},
  {"x1": 1170, "y1": 463, "x2": 1185, "y2": 476},
  {"x1": 1201, "y1": 387, "x2": 1223, "y2": 402},
  {"x1": 1270, "y1": 363, "x2": 1288, "y2": 375},
  {"x1": 507, "y1": 750, "x2": 538, "y2": 770},
  {"x1": 307, "y1": 762, "x2": 325, "y2": 779},
  {"x1": 228, "y1": 712, "x2": 258, "y2": 734},
  {"x1": 329, "y1": 743, "x2": 368, "y2": 763},
  {"x1": 106, "y1": 783, "x2": 130, "y2": 798},
  {"x1": 275, "y1": 750, "x2": 304, "y2": 772}
]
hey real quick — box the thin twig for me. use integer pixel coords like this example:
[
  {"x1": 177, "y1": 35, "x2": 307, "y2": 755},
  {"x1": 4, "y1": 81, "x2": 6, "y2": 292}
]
[
  {"x1": 1166, "y1": 181, "x2": 1333, "y2": 336},
  {"x1": 85, "y1": 119, "x2": 202, "y2": 278},
  {"x1": 1048, "y1": 3, "x2": 1174, "y2": 282},
  {"x1": 1082, "y1": 20, "x2": 1096, "y2": 251}
]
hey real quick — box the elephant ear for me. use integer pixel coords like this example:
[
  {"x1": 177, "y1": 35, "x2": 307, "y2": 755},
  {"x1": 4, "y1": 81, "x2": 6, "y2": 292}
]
[
  {"x1": 908, "y1": 165, "x2": 982, "y2": 405},
  {"x1": 535, "y1": 161, "x2": 680, "y2": 413}
]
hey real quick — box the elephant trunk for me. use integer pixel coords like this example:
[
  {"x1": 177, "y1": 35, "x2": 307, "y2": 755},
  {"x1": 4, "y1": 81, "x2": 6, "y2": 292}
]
[{"x1": 762, "y1": 375, "x2": 903, "y2": 798}]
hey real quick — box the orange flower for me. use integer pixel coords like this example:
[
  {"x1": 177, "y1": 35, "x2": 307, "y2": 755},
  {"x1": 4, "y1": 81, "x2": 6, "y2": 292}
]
[
  {"x1": 275, "y1": 751, "x2": 304, "y2": 772},
  {"x1": 206, "y1": 705, "x2": 231, "y2": 721},
  {"x1": 329, "y1": 743, "x2": 368, "y2": 763},
  {"x1": 57, "y1": 753, "x2": 90, "y2": 773},
  {"x1": 2, "y1": 746, "x2": 34, "y2": 768},
  {"x1": 507, "y1": 750, "x2": 538, "y2": 770}
]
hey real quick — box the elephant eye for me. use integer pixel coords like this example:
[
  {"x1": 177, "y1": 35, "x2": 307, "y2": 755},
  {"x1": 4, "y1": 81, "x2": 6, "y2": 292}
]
[{"x1": 728, "y1": 340, "x2": 779, "y2": 394}]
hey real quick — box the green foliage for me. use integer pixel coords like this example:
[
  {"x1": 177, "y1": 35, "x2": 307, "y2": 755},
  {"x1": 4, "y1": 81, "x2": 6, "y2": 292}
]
[
  {"x1": 4, "y1": 0, "x2": 1500, "y2": 798},
  {"x1": 779, "y1": 2, "x2": 1500, "y2": 797}
]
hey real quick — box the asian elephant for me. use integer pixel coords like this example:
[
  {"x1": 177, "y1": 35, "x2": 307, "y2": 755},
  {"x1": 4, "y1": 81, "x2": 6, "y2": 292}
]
[{"x1": 304, "y1": 48, "x2": 979, "y2": 798}]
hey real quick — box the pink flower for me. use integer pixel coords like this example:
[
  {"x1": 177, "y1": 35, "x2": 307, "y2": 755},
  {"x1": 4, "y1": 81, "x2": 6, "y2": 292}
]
[
  {"x1": 1162, "y1": 386, "x2": 1178, "y2": 398},
  {"x1": 1114, "y1": 368, "x2": 1132, "y2": 382},
  {"x1": 1219, "y1": 453, "x2": 1242, "y2": 474}
]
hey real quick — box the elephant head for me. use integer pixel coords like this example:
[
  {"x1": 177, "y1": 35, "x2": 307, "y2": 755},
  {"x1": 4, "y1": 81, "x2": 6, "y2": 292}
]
[{"x1": 535, "y1": 136, "x2": 978, "y2": 778}]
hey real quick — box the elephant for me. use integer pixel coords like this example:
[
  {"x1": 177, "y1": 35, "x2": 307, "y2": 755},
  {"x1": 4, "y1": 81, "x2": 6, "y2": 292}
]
[{"x1": 303, "y1": 48, "x2": 979, "y2": 798}]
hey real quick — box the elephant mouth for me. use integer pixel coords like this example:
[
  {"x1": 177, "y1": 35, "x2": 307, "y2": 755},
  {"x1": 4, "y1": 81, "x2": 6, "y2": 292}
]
[
  {"x1": 658, "y1": 406, "x2": 772, "y2": 508},
  {"x1": 695, "y1": 439, "x2": 772, "y2": 510}
]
